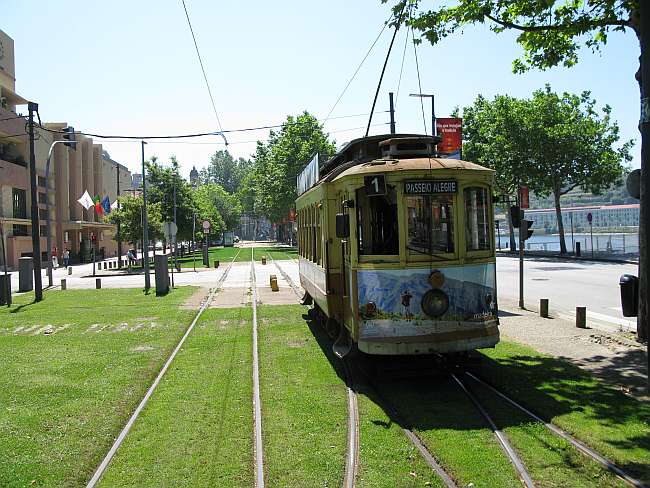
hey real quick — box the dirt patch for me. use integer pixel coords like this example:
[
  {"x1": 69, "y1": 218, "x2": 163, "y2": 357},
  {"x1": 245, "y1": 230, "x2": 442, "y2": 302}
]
[
  {"x1": 287, "y1": 338, "x2": 308, "y2": 348},
  {"x1": 132, "y1": 345, "x2": 155, "y2": 352},
  {"x1": 181, "y1": 287, "x2": 210, "y2": 310}
]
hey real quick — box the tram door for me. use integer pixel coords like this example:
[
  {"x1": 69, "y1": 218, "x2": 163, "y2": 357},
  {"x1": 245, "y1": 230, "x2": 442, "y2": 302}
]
[{"x1": 340, "y1": 193, "x2": 353, "y2": 331}]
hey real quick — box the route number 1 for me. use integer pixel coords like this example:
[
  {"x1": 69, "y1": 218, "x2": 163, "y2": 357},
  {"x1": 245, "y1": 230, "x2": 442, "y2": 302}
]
[{"x1": 364, "y1": 174, "x2": 386, "y2": 196}]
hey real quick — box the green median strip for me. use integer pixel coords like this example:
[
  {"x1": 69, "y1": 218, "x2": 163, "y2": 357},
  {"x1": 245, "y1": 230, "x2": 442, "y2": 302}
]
[
  {"x1": 258, "y1": 304, "x2": 347, "y2": 487},
  {"x1": 377, "y1": 376, "x2": 522, "y2": 487},
  {"x1": 0, "y1": 288, "x2": 195, "y2": 488},
  {"x1": 477, "y1": 341, "x2": 650, "y2": 485},
  {"x1": 97, "y1": 307, "x2": 254, "y2": 487}
]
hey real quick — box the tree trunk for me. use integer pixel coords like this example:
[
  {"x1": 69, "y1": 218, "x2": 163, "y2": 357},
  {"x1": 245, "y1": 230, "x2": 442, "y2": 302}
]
[
  {"x1": 507, "y1": 207, "x2": 517, "y2": 251},
  {"x1": 553, "y1": 187, "x2": 567, "y2": 254}
]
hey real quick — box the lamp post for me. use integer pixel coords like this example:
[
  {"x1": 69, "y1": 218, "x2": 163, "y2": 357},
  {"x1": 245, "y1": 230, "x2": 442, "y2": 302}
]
[
  {"x1": 409, "y1": 93, "x2": 436, "y2": 137},
  {"x1": 0, "y1": 165, "x2": 10, "y2": 306},
  {"x1": 141, "y1": 141, "x2": 151, "y2": 291},
  {"x1": 192, "y1": 181, "x2": 197, "y2": 272}
]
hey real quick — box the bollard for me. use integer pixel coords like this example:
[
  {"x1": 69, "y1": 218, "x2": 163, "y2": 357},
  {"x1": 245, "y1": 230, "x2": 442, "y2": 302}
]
[
  {"x1": 261, "y1": 256, "x2": 267, "y2": 265},
  {"x1": 576, "y1": 242, "x2": 581, "y2": 257},
  {"x1": 576, "y1": 306, "x2": 586, "y2": 328},
  {"x1": 214, "y1": 260, "x2": 220, "y2": 268},
  {"x1": 61, "y1": 279, "x2": 67, "y2": 290},
  {"x1": 68, "y1": 266, "x2": 72, "y2": 275},
  {"x1": 540, "y1": 299, "x2": 549, "y2": 318},
  {"x1": 96, "y1": 278, "x2": 102, "y2": 289},
  {"x1": 269, "y1": 274, "x2": 279, "y2": 291}
]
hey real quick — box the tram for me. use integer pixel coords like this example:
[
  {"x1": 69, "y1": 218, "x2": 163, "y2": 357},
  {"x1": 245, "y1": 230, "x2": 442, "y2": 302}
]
[{"x1": 296, "y1": 134, "x2": 498, "y2": 356}]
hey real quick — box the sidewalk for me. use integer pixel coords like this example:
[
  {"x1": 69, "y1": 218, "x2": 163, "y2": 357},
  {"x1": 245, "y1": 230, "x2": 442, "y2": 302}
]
[
  {"x1": 497, "y1": 249, "x2": 638, "y2": 264},
  {"x1": 498, "y1": 298, "x2": 648, "y2": 401}
]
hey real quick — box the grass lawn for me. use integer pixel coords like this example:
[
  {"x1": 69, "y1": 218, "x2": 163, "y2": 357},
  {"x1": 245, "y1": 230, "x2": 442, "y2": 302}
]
[
  {"x1": 0, "y1": 288, "x2": 196, "y2": 488},
  {"x1": 98, "y1": 307, "x2": 254, "y2": 487},
  {"x1": 477, "y1": 341, "x2": 650, "y2": 485},
  {"x1": 258, "y1": 304, "x2": 348, "y2": 487},
  {"x1": 176, "y1": 246, "x2": 243, "y2": 268},
  {"x1": 254, "y1": 246, "x2": 297, "y2": 261}
]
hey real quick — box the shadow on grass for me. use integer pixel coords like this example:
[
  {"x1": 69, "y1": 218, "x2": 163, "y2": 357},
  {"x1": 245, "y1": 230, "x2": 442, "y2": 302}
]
[
  {"x1": 9, "y1": 301, "x2": 36, "y2": 314},
  {"x1": 302, "y1": 310, "x2": 650, "y2": 484}
]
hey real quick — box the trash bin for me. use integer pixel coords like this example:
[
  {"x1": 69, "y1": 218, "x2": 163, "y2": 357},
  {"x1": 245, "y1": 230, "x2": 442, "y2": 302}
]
[
  {"x1": 575, "y1": 242, "x2": 581, "y2": 257},
  {"x1": 619, "y1": 274, "x2": 638, "y2": 317},
  {"x1": 0, "y1": 273, "x2": 11, "y2": 306}
]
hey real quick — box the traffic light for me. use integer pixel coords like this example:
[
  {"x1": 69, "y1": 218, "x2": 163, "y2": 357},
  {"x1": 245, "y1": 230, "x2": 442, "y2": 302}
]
[
  {"x1": 509, "y1": 206, "x2": 522, "y2": 228},
  {"x1": 521, "y1": 219, "x2": 534, "y2": 241},
  {"x1": 63, "y1": 126, "x2": 76, "y2": 149}
]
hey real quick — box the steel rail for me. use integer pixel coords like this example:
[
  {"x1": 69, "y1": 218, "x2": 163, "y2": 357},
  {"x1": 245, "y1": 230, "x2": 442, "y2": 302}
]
[
  {"x1": 86, "y1": 253, "x2": 239, "y2": 487},
  {"x1": 251, "y1": 248, "x2": 265, "y2": 488},
  {"x1": 450, "y1": 373, "x2": 536, "y2": 488},
  {"x1": 341, "y1": 359, "x2": 360, "y2": 488},
  {"x1": 465, "y1": 372, "x2": 648, "y2": 488}
]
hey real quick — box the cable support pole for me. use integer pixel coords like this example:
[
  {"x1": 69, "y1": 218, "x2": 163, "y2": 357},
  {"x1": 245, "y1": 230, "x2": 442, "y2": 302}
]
[{"x1": 27, "y1": 103, "x2": 43, "y2": 301}]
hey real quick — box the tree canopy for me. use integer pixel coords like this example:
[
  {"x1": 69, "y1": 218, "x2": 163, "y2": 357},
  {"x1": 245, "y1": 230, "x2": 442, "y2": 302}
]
[
  {"x1": 243, "y1": 112, "x2": 336, "y2": 223},
  {"x1": 106, "y1": 195, "x2": 163, "y2": 247},
  {"x1": 194, "y1": 183, "x2": 242, "y2": 232},
  {"x1": 199, "y1": 150, "x2": 252, "y2": 194},
  {"x1": 462, "y1": 85, "x2": 633, "y2": 253},
  {"x1": 384, "y1": 0, "x2": 640, "y2": 74}
]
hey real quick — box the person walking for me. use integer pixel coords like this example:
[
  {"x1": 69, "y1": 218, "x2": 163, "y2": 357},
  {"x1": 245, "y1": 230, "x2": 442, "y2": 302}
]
[{"x1": 63, "y1": 249, "x2": 70, "y2": 268}]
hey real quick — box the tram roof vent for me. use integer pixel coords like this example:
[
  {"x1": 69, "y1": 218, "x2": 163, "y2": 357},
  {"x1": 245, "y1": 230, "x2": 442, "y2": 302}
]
[{"x1": 379, "y1": 136, "x2": 441, "y2": 159}]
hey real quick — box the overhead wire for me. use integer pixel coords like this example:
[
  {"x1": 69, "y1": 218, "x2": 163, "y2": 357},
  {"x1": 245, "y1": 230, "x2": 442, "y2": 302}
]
[
  {"x1": 411, "y1": 25, "x2": 428, "y2": 135},
  {"x1": 180, "y1": 0, "x2": 227, "y2": 145},
  {"x1": 394, "y1": 24, "x2": 410, "y2": 110},
  {"x1": 322, "y1": 13, "x2": 394, "y2": 124}
]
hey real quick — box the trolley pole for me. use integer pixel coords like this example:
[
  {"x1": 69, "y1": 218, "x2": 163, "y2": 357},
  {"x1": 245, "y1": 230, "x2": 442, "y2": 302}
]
[{"x1": 389, "y1": 92, "x2": 396, "y2": 134}]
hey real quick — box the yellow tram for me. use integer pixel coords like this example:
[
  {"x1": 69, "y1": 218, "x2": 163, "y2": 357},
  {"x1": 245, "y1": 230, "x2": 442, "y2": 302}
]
[{"x1": 296, "y1": 134, "x2": 498, "y2": 356}]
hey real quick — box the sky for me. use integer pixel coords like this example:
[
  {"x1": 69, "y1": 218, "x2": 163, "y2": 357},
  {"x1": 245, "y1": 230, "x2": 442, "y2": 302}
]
[{"x1": 2, "y1": 0, "x2": 642, "y2": 179}]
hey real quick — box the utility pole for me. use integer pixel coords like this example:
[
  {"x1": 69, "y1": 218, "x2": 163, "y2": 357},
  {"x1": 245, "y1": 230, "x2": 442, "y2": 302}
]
[
  {"x1": 639, "y1": 0, "x2": 650, "y2": 389},
  {"x1": 173, "y1": 172, "x2": 177, "y2": 271},
  {"x1": 117, "y1": 164, "x2": 122, "y2": 268},
  {"x1": 27, "y1": 102, "x2": 43, "y2": 301},
  {"x1": 518, "y1": 189, "x2": 524, "y2": 309},
  {"x1": 389, "y1": 92, "x2": 396, "y2": 134},
  {"x1": 141, "y1": 141, "x2": 150, "y2": 291}
]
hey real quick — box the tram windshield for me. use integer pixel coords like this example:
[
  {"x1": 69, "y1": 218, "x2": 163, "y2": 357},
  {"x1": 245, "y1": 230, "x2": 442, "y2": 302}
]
[
  {"x1": 465, "y1": 187, "x2": 490, "y2": 251},
  {"x1": 406, "y1": 195, "x2": 455, "y2": 255},
  {"x1": 356, "y1": 185, "x2": 399, "y2": 255}
]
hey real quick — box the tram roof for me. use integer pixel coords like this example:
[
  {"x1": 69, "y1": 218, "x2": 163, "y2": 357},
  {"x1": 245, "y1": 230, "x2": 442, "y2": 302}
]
[{"x1": 330, "y1": 157, "x2": 493, "y2": 181}]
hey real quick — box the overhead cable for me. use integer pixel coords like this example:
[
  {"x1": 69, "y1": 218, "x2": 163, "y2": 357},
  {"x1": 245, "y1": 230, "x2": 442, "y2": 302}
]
[
  {"x1": 180, "y1": 0, "x2": 227, "y2": 145},
  {"x1": 411, "y1": 26, "x2": 428, "y2": 135}
]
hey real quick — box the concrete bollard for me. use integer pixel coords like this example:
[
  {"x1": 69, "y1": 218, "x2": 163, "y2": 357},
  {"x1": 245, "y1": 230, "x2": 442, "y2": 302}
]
[
  {"x1": 68, "y1": 266, "x2": 72, "y2": 275},
  {"x1": 214, "y1": 260, "x2": 219, "y2": 268},
  {"x1": 61, "y1": 279, "x2": 67, "y2": 290},
  {"x1": 270, "y1": 274, "x2": 279, "y2": 292},
  {"x1": 261, "y1": 256, "x2": 267, "y2": 265},
  {"x1": 96, "y1": 278, "x2": 102, "y2": 289},
  {"x1": 576, "y1": 306, "x2": 586, "y2": 328},
  {"x1": 540, "y1": 299, "x2": 549, "y2": 318},
  {"x1": 18, "y1": 257, "x2": 34, "y2": 292}
]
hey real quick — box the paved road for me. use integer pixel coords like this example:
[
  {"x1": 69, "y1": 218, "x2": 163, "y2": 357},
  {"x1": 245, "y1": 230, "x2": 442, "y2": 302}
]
[{"x1": 497, "y1": 255, "x2": 639, "y2": 333}]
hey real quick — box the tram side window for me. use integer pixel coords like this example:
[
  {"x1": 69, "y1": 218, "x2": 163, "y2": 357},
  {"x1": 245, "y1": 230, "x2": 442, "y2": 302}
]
[
  {"x1": 464, "y1": 187, "x2": 490, "y2": 251},
  {"x1": 406, "y1": 195, "x2": 454, "y2": 254},
  {"x1": 356, "y1": 185, "x2": 399, "y2": 255}
]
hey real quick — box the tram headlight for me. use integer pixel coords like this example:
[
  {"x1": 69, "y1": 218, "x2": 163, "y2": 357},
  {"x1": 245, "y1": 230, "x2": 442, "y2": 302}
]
[{"x1": 421, "y1": 289, "x2": 449, "y2": 318}]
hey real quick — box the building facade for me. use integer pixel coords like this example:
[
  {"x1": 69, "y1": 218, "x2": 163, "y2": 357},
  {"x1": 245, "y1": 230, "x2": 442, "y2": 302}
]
[
  {"x1": 0, "y1": 29, "x2": 132, "y2": 269},
  {"x1": 525, "y1": 204, "x2": 639, "y2": 233}
]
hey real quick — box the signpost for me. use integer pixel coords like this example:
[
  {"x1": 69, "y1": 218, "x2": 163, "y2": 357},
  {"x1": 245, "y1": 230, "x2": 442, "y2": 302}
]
[
  {"x1": 163, "y1": 222, "x2": 178, "y2": 287},
  {"x1": 587, "y1": 212, "x2": 594, "y2": 258},
  {"x1": 202, "y1": 220, "x2": 210, "y2": 267}
]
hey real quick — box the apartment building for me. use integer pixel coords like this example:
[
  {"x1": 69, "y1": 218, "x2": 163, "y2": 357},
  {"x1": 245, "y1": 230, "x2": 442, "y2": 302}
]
[
  {"x1": 0, "y1": 29, "x2": 132, "y2": 269},
  {"x1": 525, "y1": 204, "x2": 640, "y2": 233}
]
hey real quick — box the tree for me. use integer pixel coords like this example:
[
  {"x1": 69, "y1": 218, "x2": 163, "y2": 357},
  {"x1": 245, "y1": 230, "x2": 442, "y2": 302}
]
[
  {"x1": 247, "y1": 112, "x2": 336, "y2": 223},
  {"x1": 145, "y1": 156, "x2": 196, "y2": 242},
  {"x1": 192, "y1": 187, "x2": 226, "y2": 241},
  {"x1": 194, "y1": 183, "x2": 242, "y2": 231},
  {"x1": 199, "y1": 150, "x2": 251, "y2": 194},
  {"x1": 462, "y1": 86, "x2": 632, "y2": 254},
  {"x1": 107, "y1": 195, "x2": 163, "y2": 248}
]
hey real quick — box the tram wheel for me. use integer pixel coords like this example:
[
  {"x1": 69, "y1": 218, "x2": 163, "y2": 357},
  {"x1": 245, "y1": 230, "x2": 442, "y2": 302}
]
[{"x1": 325, "y1": 317, "x2": 339, "y2": 340}]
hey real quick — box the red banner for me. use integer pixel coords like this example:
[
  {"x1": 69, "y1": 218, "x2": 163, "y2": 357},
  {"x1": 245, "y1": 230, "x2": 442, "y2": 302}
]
[
  {"x1": 520, "y1": 186, "x2": 529, "y2": 209},
  {"x1": 288, "y1": 209, "x2": 296, "y2": 222},
  {"x1": 435, "y1": 118, "x2": 462, "y2": 159}
]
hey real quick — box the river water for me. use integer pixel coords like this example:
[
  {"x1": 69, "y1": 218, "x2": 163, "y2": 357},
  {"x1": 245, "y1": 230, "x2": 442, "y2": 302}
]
[{"x1": 495, "y1": 232, "x2": 639, "y2": 254}]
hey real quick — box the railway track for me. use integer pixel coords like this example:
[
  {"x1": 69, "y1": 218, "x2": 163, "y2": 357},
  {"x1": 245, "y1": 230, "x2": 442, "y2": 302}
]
[
  {"x1": 250, "y1": 248, "x2": 265, "y2": 488},
  {"x1": 270, "y1": 253, "x2": 360, "y2": 488},
  {"x1": 86, "y1": 251, "x2": 240, "y2": 488}
]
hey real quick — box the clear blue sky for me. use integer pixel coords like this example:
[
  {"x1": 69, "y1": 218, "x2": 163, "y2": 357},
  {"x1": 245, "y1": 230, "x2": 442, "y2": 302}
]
[{"x1": 3, "y1": 0, "x2": 641, "y2": 178}]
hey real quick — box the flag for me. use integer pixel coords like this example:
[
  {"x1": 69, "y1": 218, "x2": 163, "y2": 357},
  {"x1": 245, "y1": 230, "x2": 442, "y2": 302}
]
[
  {"x1": 110, "y1": 199, "x2": 119, "y2": 210},
  {"x1": 101, "y1": 196, "x2": 111, "y2": 214},
  {"x1": 77, "y1": 190, "x2": 94, "y2": 210},
  {"x1": 94, "y1": 195, "x2": 104, "y2": 216}
]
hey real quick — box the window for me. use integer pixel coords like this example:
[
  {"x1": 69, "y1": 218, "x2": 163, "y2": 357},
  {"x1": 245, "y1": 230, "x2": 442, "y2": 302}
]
[
  {"x1": 13, "y1": 225, "x2": 29, "y2": 236},
  {"x1": 406, "y1": 195, "x2": 454, "y2": 254},
  {"x1": 38, "y1": 176, "x2": 46, "y2": 188},
  {"x1": 40, "y1": 225, "x2": 48, "y2": 237},
  {"x1": 465, "y1": 187, "x2": 490, "y2": 251},
  {"x1": 39, "y1": 209, "x2": 48, "y2": 221},
  {"x1": 38, "y1": 192, "x2": 47, "y2": 204},
  {"x1": 356, "y1": 186, "x2": 399, "y2": 255},
  {"x1": 12, "y1": 188, "x2": 27, "y2": 219}
]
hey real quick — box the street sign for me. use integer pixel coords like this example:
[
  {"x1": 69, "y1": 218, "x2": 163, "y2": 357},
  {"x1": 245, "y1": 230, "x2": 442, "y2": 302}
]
[
  {"x1": 520, "y1": 186, "x2": 529, "y2": 209},
  {"x1": 162, "y1": 221, "x2": 178, "y2": 239},
  {"x1": 202, "y1": 220, "x2": 211, "y2": 231},
  {"x1": 626, "y1": 169, "x2": 641, "y2": 199},
  {"x1": 587, "y1": 212, "x2": 593, "y2": 224}
]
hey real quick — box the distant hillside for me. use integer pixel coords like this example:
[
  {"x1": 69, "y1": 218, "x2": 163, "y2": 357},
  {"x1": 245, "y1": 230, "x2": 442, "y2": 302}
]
[{"x1": 529, "y1": 177, "x2": 637, "y2": 209}]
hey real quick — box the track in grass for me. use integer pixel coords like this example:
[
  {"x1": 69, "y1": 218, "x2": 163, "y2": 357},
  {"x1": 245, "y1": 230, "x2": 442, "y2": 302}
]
[
  {"x1": 267, "y1": 253, "x2": 360, "y2": 487},
  {"x1": 462, "y1": 372, "x2": 648, "y2": 488},
  {"x1": 250, "y1": 247, "x2": 265, "y2": 488},
  {"x1": 86, "y1": 251, "x2": 239, "y2": 488}
]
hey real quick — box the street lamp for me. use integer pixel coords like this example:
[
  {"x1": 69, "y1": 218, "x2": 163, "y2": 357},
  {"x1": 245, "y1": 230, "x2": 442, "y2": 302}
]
[
  {"x1": 192, "y1": 181, "x2": 197, "y2": 272},
  {"x1": 141, "y1": 141, "x2": 151, "y2": 291},
  {"x1": 410, "y1": 93, "x2": 436, "y2": 137}
]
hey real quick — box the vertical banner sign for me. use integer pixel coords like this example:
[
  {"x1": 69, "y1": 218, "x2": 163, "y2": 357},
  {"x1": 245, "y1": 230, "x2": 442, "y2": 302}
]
[
  {"x1": 288, "y1": 209, "x2": 296, "y2": 222},
  {"x1": 297, "y1": 153, "x2": 319, "y2": 196},
  {"x1": 520, "y1": 186, "x2": 529, "y2": 209},
  {"x1": 435, "y1": 118, "x2": 462, "y2": 159}
]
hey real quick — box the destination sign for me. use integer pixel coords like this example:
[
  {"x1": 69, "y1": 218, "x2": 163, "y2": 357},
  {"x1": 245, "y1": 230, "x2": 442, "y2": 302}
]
[{"x1": 404, "y1": 180, "x2": 457, "y2": 194}]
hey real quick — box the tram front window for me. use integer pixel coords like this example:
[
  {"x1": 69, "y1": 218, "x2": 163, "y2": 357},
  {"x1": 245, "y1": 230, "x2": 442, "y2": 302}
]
[
  {"x1": 465, "y1": 187, "x2": 490, "y2": 251},
  {"x1": 406, "y1": 195, "x2": 454, "y2": 254},
  {"x1": 356, "y1": 186, "x2": 399, "y2": 255}
]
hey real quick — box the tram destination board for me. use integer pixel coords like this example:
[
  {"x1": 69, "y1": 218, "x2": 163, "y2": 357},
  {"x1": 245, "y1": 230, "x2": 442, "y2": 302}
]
[{"x1": 404, "y1": 180, "x2": 457, "y2": 194}]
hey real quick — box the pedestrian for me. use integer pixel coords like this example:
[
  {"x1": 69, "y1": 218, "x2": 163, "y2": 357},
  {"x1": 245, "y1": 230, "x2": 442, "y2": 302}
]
[{"x1": 63, "y1": 249, "x2": 70, "y2": 268}]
